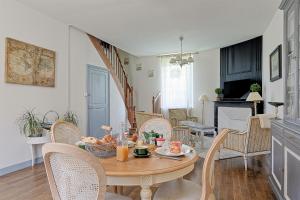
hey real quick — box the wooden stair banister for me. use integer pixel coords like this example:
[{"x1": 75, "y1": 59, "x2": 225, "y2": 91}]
[{"x1": 88, "y1": 34, "x2": 136, "y2": 128}]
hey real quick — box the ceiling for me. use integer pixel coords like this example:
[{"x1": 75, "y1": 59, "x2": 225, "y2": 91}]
[{"x1": 17, "y1": 0, "x2": 281, "y2": 56}]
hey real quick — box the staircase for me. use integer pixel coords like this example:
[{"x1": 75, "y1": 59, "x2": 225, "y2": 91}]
[{"x1": 88, "y1": 34, "x2": 136, "y2": 128}]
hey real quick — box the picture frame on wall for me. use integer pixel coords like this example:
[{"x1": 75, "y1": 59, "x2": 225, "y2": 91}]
[
  {"x1": 270, "y1": 45, "x2": 282, "y2": 82},
  {"x1": 5, "y1": 38, "x2": 56, "y2": 87}
]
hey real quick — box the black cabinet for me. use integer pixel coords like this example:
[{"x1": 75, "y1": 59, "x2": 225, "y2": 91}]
[{"x1": 220, "y1": 36, "x2": 262, "y2": 90}]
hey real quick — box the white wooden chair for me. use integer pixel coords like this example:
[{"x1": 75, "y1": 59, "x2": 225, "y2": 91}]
[
  {"x1": 138, "y1": 118, "x2": 173, "y2": 141},
  {"x1": 42, "y1": 143, "x2": 131, "y2": 200},
  {"x1": 222, "y1": 116, "x2": 271, "y2": 170},
  {"x1": 153, "y1": 129, "x2": 231, "y2": 200},
  {"x1": 51, "y1": 121, "x2": 81, "y2": 145}
]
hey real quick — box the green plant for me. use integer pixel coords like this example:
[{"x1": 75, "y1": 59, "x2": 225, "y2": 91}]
[
  {"x1": 250, "y1": 83, "x2": 261, "y2": 92},
  {"x1": 215, "y1": 88, "x2": 223, "y2": 95},
  {"x1": 63, "y1": 111, "x2": 79, "y2": 126},
  {"x1": 17, "y1": 109, "x2": 42, "y2": 137}
]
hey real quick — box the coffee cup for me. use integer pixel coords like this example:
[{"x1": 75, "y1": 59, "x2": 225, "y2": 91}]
[{"x1": 134, "y1": 146, "x2": 149, "y2": 155}]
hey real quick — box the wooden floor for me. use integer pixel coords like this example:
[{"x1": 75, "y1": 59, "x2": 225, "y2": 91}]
[{"x1": 0, "y1": 155, "x2": 275, "y2": 200}]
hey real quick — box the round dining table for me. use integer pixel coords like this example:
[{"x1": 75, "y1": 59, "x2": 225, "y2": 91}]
[{"x1": 99, "y1": 149, "x2": 199, "y2": 200}]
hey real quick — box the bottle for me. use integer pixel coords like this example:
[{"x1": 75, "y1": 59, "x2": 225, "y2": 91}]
[{"x1": 116, "y1": 123, "x2": 129, "y2": 162}]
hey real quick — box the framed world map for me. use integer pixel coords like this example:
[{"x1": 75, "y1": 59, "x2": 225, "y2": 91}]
[{"x1": 5, "y1": 38, "x2": 55, "y2": 87}]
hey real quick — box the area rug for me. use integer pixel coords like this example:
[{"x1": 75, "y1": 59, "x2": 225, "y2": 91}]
[{"x1": 194, "y1": 136, "x2": 243, "y2": 160}]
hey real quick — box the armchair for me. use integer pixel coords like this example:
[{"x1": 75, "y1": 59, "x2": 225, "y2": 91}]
[
  {"x1": 168, "y1": 108, "x2": 198, "y2": 127},
  {"x1": 222, "y1": 116, "x2": 271, "y2": 170}
]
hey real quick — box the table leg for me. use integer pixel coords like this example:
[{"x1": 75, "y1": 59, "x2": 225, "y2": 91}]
[
  {"x1": 200, "y1": 131, "x2": 204, "y2": 149},
  {"x1": 140, "y1": 185, "x2": 152, "y2": 200},
  {"x1": 31, "y1": 144, "x2": 35, "y2": 167}
]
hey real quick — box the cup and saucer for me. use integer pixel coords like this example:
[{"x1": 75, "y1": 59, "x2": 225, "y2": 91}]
[{"x1": 133, "y1": 146, "x2": 151, "y2": 158}]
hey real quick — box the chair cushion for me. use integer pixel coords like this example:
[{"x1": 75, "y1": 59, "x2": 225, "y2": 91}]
[
  {"x1": 105, "y1": 192, "x2": 132, "y2": 200},
  {"x1": 153, "y1": 179, "x2": 201, "y2": 200}
]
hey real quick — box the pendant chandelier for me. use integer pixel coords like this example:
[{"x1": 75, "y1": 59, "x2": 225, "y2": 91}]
[{"x1": 169, "y1": 36, "x2": 194, "y2": 67}]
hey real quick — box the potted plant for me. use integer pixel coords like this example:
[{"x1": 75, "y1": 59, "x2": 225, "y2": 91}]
[
  {"x1": 250, "y1": 83, "x2": 262, "y2": 92},
  {"x1": 18, "y1": 109, "x2": 43, "y2": 137},
  {"x1": 215, "y1": 88, "x2": 223, "y2": 101},
  {"x1": 63, "y1": 111, "x2": 79, "y2": 126},
  {"x1": 18, "y1": 109, "x2": 51, "y2": 166},
  {"x1": 17, "y1": 109, "x2": 51, "y2": 144}
]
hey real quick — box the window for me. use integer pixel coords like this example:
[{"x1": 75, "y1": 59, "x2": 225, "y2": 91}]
[{"x1": 160, "y1": 56, "x2": 193, "y2": 113}]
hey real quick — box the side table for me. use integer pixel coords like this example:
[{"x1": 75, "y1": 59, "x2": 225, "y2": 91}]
[{"x1": 25, "y1": 133, "x2": 51, "y2": 166}]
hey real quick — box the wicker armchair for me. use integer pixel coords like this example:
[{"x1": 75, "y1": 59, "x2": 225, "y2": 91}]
[
  {"x1": 42, "y1": 143, "x2": 131, "y2": 200},
  {"x1": 168, "y1": 108, "x2": 198, "y2": 127},
  {"x1": 51, "y1": 121, "x2": 81, "y2": 145},
  {"x1": 135, "y1": 111, "x2": 163, "y2": 131},
  {"x1": 223, "y1": 116, "x2": 271, "y2": 170}
]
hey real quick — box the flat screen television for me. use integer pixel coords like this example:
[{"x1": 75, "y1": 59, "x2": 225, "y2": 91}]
[{"x1": 223, "y1": 79, "x2": 253, "y2": 99}]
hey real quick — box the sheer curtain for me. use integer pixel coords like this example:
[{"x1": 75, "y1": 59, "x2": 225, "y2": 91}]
[{"x1": 160, "y1": 56, "x2": 193, "y2": 117}]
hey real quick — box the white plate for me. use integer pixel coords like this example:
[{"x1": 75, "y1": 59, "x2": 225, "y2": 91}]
[{"x1": 155, "y1": 144, "x2": 192, "y2": 157}]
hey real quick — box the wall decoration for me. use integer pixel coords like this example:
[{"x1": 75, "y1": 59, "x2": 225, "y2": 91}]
[
  {"x1": 148, "y1": 69, "x2": 154, "y2": 78},
  {"x1": 270, "y1": 45, "x2": 282, "y2": 82},
  {"x1": 136, "y1": 63, "x2": 142, "y2": 71},
  {"x1": 5, "y1": 38, "x2": 56, "y2": 87},
  {"x1": 124, "y1": 57, "x2": 129, "y2": 65}
]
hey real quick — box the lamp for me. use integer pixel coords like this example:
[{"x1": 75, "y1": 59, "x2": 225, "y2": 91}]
[
  {"x1": 169, "y1": 36, "x2": 194, "y2": 68},
  {"x1": 246, "y1": 92, "x2": 263, "y2": 116},
  {"x1": 198, "y1": 95, "x2": 209, "y2": 125}
]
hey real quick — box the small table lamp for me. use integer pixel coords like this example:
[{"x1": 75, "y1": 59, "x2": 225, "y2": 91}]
[
  {"x1": 246, "y1": 92, "x2": 263, "y2": 115},
  {"x1": 198, "y1": 95, "x2": 209, "y2": 124}
]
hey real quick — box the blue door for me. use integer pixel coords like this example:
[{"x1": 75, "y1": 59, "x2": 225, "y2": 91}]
[{"x1": 87, "y1": 65, "x2": 109, "y2": 138}]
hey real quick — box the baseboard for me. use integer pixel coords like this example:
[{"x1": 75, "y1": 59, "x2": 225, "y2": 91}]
[
  {"x1": 268, "y1": 176, "x2": 284, "y2": 200},
  {"x1": 0, "y1": 157, "x2": 43, "y2": 176}
]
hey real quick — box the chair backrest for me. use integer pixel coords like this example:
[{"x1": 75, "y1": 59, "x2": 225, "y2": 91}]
[
  {"x1": 135, "y1": 111, "x2": 163, "y2": 130},
  {"x1": 168, "y1": 108, "x2": 188, "y2": 121},
  {"x1": 42, "y1": 143, "x2": 106, "y2": 200},
  {"x1": 172, "y1": 127, "x2": 192, "y2": 145},
  {"x1": 51, "y1": 121, "x2": 81, "y2": 145},
  {"x1": 201, "y1": 129, "x2": 230, "y2": 200},
  {"x1": 168, "y1": 108, "x2": 188, "y2": 127},
  {"x1": 138, "y1": 118, "x2": 172, "y2": 141},
  {"x1": 245, "y1": 116, "x2": 271, "y2": 153}
]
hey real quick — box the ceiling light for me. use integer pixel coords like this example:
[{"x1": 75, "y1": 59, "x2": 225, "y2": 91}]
[{"x1": 169, "y1": 36, "x2": 194, "y2": 67}]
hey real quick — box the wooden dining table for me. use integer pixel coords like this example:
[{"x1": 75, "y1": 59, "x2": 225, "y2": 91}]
[{"x1": 98, "y1": 149, "x2": 199, "y2": 200}]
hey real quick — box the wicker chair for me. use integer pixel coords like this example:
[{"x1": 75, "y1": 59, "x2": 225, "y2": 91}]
[
  {"x1": 135, "y1": 111, "x2": 163, "y2": 131},
  {"x1": 42, "y1": 143, "x2": 131, "y2": 200},
  {"x1": 51, "y1": 121, "x2": 81, "y2": 145},
  {"x1": 223, "y1": 116, "x2": 271, "y2": 170},
  {"x1": 138, "y1": 118, "x2": 172, "y2": 141},
  {"x1": 168, "y1": 108, "x2": 198, "y2": 127},
  {"x1": 153, "y1": 129, "x2": 231, "y2": 200}
]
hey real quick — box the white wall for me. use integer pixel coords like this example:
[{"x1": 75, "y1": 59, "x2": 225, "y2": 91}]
[
  {"x1": 130, "y1": 49, "x2": 220, "y2": 126},
  {"x1": 262, "y1": 10, "x2": 284, "y2": 118},
  {"x1": 192, "y1": 49, "x2": 220, "y2": 126},
  {"x1": 0, "y1": 0, "x2": 127, "y2": 171},
  {"x1": 0, "y1": 0, "x2": 68, "y2": 169},
  {"x1": 130, "y1": 56, "x2": 161, "y2": 112}
]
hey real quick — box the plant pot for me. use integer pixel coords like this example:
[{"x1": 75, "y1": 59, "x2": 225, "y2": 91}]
[
  {"x1": 216, "y1": 94, "x2": 223, "y2": 101},
  {"x1": 25, "y1": 132, "x2": 51, "y2": 145}
]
